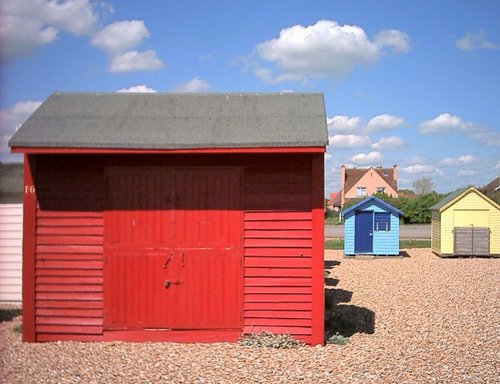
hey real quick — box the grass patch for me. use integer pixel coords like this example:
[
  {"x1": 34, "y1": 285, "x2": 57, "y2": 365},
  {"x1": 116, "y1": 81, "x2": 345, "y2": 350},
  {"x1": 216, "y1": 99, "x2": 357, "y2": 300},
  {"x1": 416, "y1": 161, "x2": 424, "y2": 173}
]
[
  {"x1": 325, "y1": 216, "x2": 342, "y2": 225},
  {"x1": 326, "y1": 333, "x2": 350, "y2": 345},
  {"x1": 12, "y1": 323, "x2": 22, "y2": 334},
  {"x1": 325, "y1": 239, "x2": 430, "y2": 250},
  {"x1": 400, "y1": 239, "x2": 430, "y2": 248},
  {"x1": 325, "y1": 239, "x2": 344, "y2": 250}
]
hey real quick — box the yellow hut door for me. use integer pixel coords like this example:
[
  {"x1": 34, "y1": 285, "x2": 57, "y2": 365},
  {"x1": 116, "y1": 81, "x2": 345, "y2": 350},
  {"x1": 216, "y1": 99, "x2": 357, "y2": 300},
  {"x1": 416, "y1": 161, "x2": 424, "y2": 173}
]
[{"x1": 453, "y1": 209, "x2": 489, "y2": 256}]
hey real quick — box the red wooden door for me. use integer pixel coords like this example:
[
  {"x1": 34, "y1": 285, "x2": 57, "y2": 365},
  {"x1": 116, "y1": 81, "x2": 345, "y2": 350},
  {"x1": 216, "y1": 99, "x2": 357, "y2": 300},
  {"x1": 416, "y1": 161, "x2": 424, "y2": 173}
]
[{"x1": 103, "y1": 167, "x2": 243, "y2": 331}]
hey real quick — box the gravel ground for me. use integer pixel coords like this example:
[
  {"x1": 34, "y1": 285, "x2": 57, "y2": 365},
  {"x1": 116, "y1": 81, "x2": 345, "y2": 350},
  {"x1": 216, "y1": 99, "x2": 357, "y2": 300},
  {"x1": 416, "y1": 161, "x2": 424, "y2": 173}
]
[{"x1": 1, "y1": 249, "x2": 499, "y2": 383}]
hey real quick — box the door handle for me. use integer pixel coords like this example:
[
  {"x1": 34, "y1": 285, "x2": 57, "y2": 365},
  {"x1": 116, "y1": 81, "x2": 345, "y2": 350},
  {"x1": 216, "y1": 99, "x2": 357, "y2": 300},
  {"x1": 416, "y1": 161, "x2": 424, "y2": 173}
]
[{"x1": 164, "y1": 279, "x2": 183, "y2": 288}]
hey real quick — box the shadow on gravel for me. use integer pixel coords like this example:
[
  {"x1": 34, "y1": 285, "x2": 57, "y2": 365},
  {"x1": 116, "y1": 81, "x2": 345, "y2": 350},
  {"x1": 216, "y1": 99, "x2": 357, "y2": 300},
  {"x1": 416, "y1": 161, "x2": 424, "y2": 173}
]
[
  {"x1": 399, "y1": 250, "x2": 411, "y2": 257},
  {"x1": 0, "y1": 307, "x2": 22, "y2": 323},
  {"x1": 324, "y1": 260, "x2": 375, "y2": 339},
  {"x1": 324, "y1": 260, "x2": 340, "y2": 268}
]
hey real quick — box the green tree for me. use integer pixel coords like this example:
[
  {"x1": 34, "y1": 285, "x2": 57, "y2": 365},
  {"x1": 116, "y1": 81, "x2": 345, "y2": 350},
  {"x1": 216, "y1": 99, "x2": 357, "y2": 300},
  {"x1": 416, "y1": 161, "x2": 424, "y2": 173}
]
[
  {"x1": 401, "y1": 192, "x2": 442, "y2": 223},
  {"x1": 339, "y1": 191, "x2": 443, "y2": 224}
]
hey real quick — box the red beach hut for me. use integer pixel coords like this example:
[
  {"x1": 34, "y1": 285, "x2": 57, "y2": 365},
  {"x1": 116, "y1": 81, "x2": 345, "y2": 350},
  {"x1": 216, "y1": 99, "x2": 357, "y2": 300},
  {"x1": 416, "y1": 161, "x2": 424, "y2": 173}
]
[{"x1": 9, "y1": 92, "x2": 328, "y2": 345}]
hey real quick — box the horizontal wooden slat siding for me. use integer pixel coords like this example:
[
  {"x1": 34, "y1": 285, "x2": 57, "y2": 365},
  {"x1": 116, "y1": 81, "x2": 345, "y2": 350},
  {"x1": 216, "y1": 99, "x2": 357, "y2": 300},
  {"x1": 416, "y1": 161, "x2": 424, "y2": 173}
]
[
  {"x1": 35, "y1": 206, "x2": 104, "y2": 339},
  {"x1": 243, "y1": 163, "x2": 313, "y2": 339},
  {"x1": 245, "y1": 257, "x2": 312, "y2": 268},
  {"x1": 0, "y1": 204, "x2": 23, "y2": 303},
  {"x1": 245, "y1": 286, "x2": 312, "y2": 294}
]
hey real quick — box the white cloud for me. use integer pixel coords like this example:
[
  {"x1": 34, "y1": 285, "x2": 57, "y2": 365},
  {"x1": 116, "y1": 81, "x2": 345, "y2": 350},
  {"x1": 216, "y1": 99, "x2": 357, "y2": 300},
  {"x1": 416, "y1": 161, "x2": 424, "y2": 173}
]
[
  {"x1": 171, "y1": 77, "x2": 211, "y2": 93},
  {"x1": 366, "y1": 114, "x2": 404, "y2": 131},
  {"x1": 420, "y1": 113, "x2": 500, "y2": 146},
  {"x1": 90, "y1": 19, "x2": 164, "y2": 73},
  {"x1": 324, "y1": 153, "x2": 332, "y2": 162},
  {"x1": 351, "y1": 151, "x2": 383, "y2": 165},
  {"x1": 1, "y1": 0, "x2": 108, "y2": 60},
  {"x1": 456, "y1": 30, "x2": 498, "y2": 51},
  {"x1": 110, "y1": 50, "x2": 163, "y2": 73},
  {"x1": 374, "y1": 29, "x2": 410, "y2": 53},
  {"x1": 329, "y1": 134, "x2": 370, "y2": 149},
  {"x1": 407, "y1": 155, "x2": 428, "y2": 165},
  {"x1": 252, "y1": 20, "x2": 410, "y2": 83},
  {"x1": 403, "y1": 164, "x2": 441, "y2": 175},
  {"x1": 439, "y1": 155, "x2": 477, "y2": 166},
  {"x1": 117, "y1": 85, "x2": 157, "y2": 93},
  {"x1": 1, "y1": 100, "x2": 42, "y2": 162},
  {"x1": 0, "y1": 1, "x2": 163, "y2": 73},
  {"x1": 91, "y1": 20, "x2": 149, "y2": 54},
  {"x1": 419, "y1": 113, "x2": 464, "y2": 134},
  {"x1": 371, "y1": 136, "x2": 405, "y2": 149},
  {"x1": 327, "y1": 115, "x2": 362, "y2": 133},
  {"x1": 458, "y1": 169, "x2": 476, "y2": 177}
]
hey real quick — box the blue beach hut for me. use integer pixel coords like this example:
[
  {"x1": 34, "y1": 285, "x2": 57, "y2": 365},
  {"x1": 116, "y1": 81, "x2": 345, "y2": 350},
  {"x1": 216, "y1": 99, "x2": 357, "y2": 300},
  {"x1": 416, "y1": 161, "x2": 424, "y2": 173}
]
[{"x1": 342, "y1": 196, "x2": 403, "y2": 256}]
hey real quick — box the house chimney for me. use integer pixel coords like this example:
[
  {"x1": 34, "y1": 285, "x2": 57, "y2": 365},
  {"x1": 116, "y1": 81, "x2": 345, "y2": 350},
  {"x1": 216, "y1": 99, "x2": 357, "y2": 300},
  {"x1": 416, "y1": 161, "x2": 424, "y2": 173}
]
[
  {"x1": 340, "y1": 164, "x2": 346, "y2": 207},
  {"x1": 393, "y1": 164, "x2": 398, "y2": 182}
]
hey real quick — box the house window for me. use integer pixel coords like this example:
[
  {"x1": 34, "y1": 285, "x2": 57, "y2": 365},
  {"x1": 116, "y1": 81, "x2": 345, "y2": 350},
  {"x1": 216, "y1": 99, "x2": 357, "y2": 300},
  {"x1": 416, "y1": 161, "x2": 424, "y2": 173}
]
[
  {"x1": 356, "y1": 187, "x2": 367, "y2": 197},
  {"x1": 374, "y1": 212, "x2": 391, "y2": 231},
  {"x1": 376, "y1": 187, "x2": 386, "y2": 194}
]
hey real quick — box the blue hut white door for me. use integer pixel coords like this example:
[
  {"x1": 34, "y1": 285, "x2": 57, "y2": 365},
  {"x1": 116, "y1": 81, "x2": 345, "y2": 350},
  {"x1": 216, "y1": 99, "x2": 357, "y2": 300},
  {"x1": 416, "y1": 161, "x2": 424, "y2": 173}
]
[{"x1": 355, "y1": 211, "x2": 373, "y2": 253}]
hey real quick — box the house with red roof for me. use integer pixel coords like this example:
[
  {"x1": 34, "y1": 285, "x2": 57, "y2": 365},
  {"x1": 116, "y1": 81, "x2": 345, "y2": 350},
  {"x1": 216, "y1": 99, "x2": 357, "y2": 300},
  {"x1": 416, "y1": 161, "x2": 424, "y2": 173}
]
[{"x1": 340, "y1": 164, "x2": 398, "y2": 207}]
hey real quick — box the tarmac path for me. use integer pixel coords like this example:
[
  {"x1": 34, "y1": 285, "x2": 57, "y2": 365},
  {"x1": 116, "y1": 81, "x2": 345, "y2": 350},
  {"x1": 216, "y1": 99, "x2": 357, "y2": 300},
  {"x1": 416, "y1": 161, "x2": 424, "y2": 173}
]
[{"x1": 325, "y1": 224, "x2": 430, "y2": 239}]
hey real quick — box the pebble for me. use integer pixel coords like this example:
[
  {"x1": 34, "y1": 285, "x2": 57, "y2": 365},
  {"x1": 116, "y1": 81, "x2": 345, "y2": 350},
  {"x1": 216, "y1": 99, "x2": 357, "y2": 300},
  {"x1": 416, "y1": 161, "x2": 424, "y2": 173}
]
[{"x1": 0, "y1": 249, "x2": 498, "y2": 383}]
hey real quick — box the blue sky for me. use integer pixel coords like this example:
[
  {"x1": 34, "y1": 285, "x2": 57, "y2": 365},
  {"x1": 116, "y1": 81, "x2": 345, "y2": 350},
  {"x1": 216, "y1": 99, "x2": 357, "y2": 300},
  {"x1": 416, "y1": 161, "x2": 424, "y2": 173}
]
[{"x1": 1, "y1": 0, "x2": 499, "y2": 195}]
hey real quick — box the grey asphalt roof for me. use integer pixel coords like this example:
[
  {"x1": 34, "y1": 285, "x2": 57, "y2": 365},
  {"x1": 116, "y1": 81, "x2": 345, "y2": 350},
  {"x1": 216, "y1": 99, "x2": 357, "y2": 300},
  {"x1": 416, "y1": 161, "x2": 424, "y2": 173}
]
[
  {"x1": 9, "y1": 92, "x2": 328, "y2": 150},
  {"x1": 429, "y1": 188, "x2": 468, "y2": 211},
  {"x1": 341, "y1": 196, "x2": 404, "y2": 217}
]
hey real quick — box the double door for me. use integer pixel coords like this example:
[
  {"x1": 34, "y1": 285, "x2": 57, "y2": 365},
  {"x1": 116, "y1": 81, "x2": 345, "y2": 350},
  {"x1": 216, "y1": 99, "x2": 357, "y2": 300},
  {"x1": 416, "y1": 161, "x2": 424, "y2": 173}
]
[{"x1": 103, "y1": 167, "x2": 243, "y2": 330}]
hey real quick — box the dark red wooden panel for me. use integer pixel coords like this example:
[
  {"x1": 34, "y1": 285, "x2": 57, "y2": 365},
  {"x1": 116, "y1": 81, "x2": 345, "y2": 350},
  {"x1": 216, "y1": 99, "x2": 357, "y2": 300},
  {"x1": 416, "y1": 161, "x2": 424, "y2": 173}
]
[
  {"x1": 36, "y1": 260, "x2": 103, "y2": 270},
  {"x1": 244, "y1": 257, "x2": 312, "y2": 268},
  {"x1": 37, "y1": 235, "x2": 102, "y2": 245},
  {"x1": 244, "y1": 211, "x2": 312, "y2": 221},
  {"x1": 37, "y1": 226, "x2": 103, "y2": 235},
  {"x1": 244, "y1": 286, "x2": 312, "y2": 295},
  {"x1": 244, "y1": 267, "x2": 312, "y2": 277},
  {"x1": 36, "y1": 325, "x2": 102, "y2": 335},
  {"x1": 244, "y1": 277, "x2": 312, "y2": 287},
  {"x1": 242, "y1": 325, "x2": 311, "y2": 335},
  {"x1": 104, "y1": 167, "x2": 243, "y2": 331},
  {"x1": 244, "y1": 294, "x2": 311, "y2": 303},
  {"x1": 244, "y1": 302, "x2": 312, "y2": 311},
  {"x1": 245, "y1": 220, "x2": 312, "y2": 230},
  {"x1": 36, "y1": 253, "x2": 102, "y2": 261},
  {"x1": 36, "y1": 276, "x2": 103, "y2": 285},
  {"x1": 244, "y1": 238, "x2": 312, "y2": 248},
  {"x1": 36, "y1": 317, "x2": 102, "y2": 326},
  {"x1": 244, "y1": 310, "x2": 311, "y2": 319},
  {"x1": 244, "y1": 230, "x2": 312, "y2": 239},
  {"x1": 36, "y1": 245, "x2": 103, "y2": 254},
  {"x1": 36, "y1": 292, "x2": 103, "y2": 301},
  {"x1": 36, "y1": 300, "x2": 103, "y2": 309},
  {"x1": 36, "y1": 308, "x2": 103, "y2": 318},
  {"x1": 34, "y1": 201, "x2": 104, "y2": 339},
  {"x1": 244, "y1": 318, "x2": 312, "y2": 327},
  {"x1": 104, "y1": 251, "x2": 171, "y2": 329},
  {"x1": 36, "y1": 269, "x2": 102, "y2": 277},
  {"x1": 244, "y1": 247, "x2": 312, "y2": 257},
  {"x1": 242, "y1": 163, "x2": 316, "y2": 341},
  {"x1": 171, "y1": 249, "x2": 242, "y2": 329}
]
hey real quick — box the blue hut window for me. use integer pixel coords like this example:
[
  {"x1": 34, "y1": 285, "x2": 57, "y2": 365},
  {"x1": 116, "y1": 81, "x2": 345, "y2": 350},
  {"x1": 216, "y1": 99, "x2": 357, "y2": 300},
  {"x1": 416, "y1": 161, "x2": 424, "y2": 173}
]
[{"x1": 374, "y1": 212, "x2": 391, "y2": 231}]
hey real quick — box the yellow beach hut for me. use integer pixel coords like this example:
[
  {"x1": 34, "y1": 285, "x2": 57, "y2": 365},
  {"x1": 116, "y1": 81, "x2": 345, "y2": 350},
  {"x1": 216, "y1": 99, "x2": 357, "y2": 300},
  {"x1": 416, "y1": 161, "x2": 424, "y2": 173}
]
[{"x1": 430, "y1": 187, "x2": 500, "y2": 257}]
